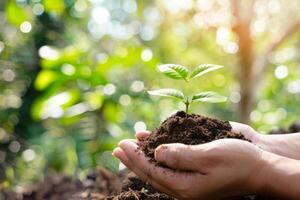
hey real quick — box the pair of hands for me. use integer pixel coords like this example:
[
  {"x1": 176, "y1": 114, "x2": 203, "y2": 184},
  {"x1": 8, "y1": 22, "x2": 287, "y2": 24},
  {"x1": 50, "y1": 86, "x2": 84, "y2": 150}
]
[{"x1": 112, "y1": 122, "x2": 286, "y2": 199}]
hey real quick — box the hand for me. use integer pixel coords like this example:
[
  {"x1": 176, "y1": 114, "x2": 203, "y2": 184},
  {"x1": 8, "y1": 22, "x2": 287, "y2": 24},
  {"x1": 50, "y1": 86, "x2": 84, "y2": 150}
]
[
  {"x1": 229, "y1": 122, "x2": 271, "y2": 150},
  {"x1": 113, "y1": 136, "x2": 269, "y2": 200},
  {"x1": 230, "y1": 122, "x2": 300, "y2": 160}
]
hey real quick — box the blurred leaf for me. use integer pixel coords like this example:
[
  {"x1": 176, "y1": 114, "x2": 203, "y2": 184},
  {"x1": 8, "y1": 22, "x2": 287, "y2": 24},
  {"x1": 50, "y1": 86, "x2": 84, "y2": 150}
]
[
  {"x1": 103, "y1": 103, "x2": 122, "y2": 123},
  {"x1": 192, "y1": 91, "x2": 227, "y2": 103},
  {"x1": 5, "y1": 166, "x2": 14, "y2": 182},
  {"x1": 61, "y1": 89, "x2": 81, "y2": 108},
  {"x1": 158, "y1": 64, "x2": 189, "y2": 80},
  {"x1": 148, "y1": 89, "x2": 184, "y2": 100},
  {"x1": 189, "y1": 64, "x2": 223, "y2": 80},
  {"x1": 43, "y1": 0, "x2": 65, "y2": 15},
  {"x1": 31, "y1": 98, "x2": 44, "y2": 120},
  {"x1": 31, "y1": 90, "x2": 80, "y2": 120},
  {"x1": 84, "y1": 91, "x2": 104, "y2": 110},
  {"x1": 34, "y1": 70, "x2": 58, "y2": 90},
  {"x1": 6, "y1": 1, "x2": 32, "y2": 26},
  {"x1": 40, "y1": 47, "x2": 83, "y2": 69}
]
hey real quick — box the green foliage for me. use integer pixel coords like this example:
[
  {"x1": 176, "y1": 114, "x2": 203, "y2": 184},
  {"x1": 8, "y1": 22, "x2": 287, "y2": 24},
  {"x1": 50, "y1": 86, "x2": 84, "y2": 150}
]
[
  {"x1": 192, "y1": 91, "x2": 227, "y2": 103},
  {"x1": 158, "y1": 63, "x2": 224, "y2": 82},
  {"x1": 6, "y1": 1, "x2": 32, "y2": 26},
  {"x1": 158, "y1": 64, "x2": 189, "y2": 81},
  {"x1": 147, "y1": 89, "x2": 184, "y2": 100},
  {"x1": 149, "y1": 64, "x2": 227, "y2": 113},
  {"x1": 189, "y1": 64, "x2": 223, "y2": 80},
  {"x1": 43, "y1": 0, "x2": 66, "y2": 15}
]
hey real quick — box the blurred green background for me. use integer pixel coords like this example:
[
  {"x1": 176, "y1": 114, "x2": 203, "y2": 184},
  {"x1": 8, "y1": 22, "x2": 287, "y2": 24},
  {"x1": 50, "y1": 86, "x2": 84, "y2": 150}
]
[{"x1": 0, "y1": 0, "x2": 300, "y2": 190}]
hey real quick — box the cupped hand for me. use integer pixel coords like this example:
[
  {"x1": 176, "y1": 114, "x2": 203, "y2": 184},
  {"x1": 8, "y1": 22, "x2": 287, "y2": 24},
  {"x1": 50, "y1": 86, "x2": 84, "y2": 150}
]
[
  {"x1": 113, "y1": 137, "x2": 269, "y2": 200},
  {"x1": 229, "y1": 122, "x2": 273, "y2": 154}
]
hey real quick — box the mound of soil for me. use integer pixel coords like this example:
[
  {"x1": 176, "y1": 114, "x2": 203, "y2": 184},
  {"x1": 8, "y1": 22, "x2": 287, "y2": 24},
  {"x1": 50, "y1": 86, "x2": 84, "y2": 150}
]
[
  {"x1": 109, "y1": 111, "x2": 260, "y2": 200},
  {"x1": 139, "y1": 111, "x2": 247, "y2": 164},
  {"x1": 106, "y1": 175, "x2": 174, "y2": 200},
  {"x1": 3, "y1": 167, "x2": 123, "y2": 200}
]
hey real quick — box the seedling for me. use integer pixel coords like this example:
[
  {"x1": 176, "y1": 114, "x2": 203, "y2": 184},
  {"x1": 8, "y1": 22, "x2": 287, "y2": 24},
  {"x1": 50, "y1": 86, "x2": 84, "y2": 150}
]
[{"x1": 148, "y1": 64, "x2": 227, "y2": 113}]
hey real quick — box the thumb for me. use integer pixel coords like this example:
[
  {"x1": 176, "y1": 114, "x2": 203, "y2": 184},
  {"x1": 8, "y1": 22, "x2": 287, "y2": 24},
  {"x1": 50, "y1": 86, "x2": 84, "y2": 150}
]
[{"x1": 154, "y1": 143, "x2": 204, "y2": 172}]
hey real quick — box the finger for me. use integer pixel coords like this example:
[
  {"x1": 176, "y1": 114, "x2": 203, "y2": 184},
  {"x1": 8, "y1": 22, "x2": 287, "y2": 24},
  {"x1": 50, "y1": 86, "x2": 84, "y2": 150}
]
[
  {"x1": 135, "y1": 131, "x2": 151, "y2": 140},
  {"x1": 118, "y1": 140, "x2": 203, "y2": 191},
  {"x1": 113, "y1": 145, "x2": 176, "y2": 197},
  {"x1": 154, "y1": 143, "x2": 207, "y2": 172},
  {"x1": 121, "y1": 139, "x2": 138, "y2": 143},
  {"x1": 112, "y1": 147, "x2": 131, "y2": 166},
  {"x1": 229, "y1": 121, "x2": 258, "y2": 142}
]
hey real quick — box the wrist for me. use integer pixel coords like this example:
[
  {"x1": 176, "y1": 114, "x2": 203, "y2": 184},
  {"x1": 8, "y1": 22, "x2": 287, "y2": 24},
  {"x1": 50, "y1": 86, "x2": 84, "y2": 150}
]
[
  {"x1": 259, "y1": 151, "x2": 300, "y2": 199},
  {"x1": 247, "y1": 149, "x2": 273, "y2": 195},
  {"x1": 255, "y1": 134, "x2": 277, "y2": 154},
  {"x1": 258, "y1": 133, "x2": 300, "y2": 160}
]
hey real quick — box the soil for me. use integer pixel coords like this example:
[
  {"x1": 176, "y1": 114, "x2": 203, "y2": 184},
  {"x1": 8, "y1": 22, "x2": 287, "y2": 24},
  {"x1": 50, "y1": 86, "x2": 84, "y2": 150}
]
[
  {"x1": 139, "y1": 111, "x2": 247, "y2": 165},
  {"x1": 106, "y1": 174, "x2": 173, "y2": 200},
  {"x1": 3, "y1": 167, "x2": 124, "y2": 200}
]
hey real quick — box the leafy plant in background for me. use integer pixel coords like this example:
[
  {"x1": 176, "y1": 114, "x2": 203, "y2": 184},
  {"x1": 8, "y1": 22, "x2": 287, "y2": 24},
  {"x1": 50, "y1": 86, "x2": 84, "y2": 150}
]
[{"x1": 148, "y1": 64, "x2": 227, "y2": 113}]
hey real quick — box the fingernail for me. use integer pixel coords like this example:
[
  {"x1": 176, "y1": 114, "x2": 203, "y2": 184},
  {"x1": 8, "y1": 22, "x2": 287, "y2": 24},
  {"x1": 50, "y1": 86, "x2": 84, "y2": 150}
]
[
  {"x1": 155, "y1": 145, "x2": 168, "y2": 162},
  {"x1": 118, "y1": 140, "x2": 131, "y2": 147},
  {"x1": 112, "y1": 147, "x2": 122, "y2": 158}
]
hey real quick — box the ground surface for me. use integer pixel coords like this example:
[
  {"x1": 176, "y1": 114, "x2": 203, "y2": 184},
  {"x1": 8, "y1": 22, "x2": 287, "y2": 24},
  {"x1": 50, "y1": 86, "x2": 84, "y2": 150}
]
[{"x1": 3, "y1": 167, "x2": 123, "y2": 200}]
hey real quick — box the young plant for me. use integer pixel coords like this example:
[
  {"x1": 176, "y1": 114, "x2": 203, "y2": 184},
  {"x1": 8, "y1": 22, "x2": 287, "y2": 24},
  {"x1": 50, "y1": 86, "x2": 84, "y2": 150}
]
[{"x1": 147, "y1": 64, "x2": 227, "y2": 113}]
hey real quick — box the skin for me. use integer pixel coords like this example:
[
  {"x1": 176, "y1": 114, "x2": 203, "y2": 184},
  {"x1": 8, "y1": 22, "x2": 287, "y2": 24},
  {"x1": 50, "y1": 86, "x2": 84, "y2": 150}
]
[
  {"x1": 230, "y1": 122, "x2": 300, "y2": 160},
  {"x1": 112, "y1": 123, "x2": 300, "y2": 200}
]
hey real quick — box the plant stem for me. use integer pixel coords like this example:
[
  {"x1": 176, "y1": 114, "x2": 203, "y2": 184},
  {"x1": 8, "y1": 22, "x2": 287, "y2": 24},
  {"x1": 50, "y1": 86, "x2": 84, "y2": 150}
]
[
  {"x1": 185, "y1": 101, "x2": 189, "y2": 113},
  {"x1": 183, "y1": 78, "x2": 189, "y2": 113}
]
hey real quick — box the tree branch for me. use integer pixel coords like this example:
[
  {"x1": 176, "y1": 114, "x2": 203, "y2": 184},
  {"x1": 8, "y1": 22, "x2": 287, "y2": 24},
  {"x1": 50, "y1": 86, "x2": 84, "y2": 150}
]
[
  {"x1": 255, "y1": 20, "x2": 300, "y2": 78},
  {"x1": 267, "y1": 21, "x2": 300, "y2": 54},
  {"x1": 231, "y1": 0, "x2": 255, "y2": 69},
  {"x1": 231, "y1": 0, "x2": 256, "y2": 123}
]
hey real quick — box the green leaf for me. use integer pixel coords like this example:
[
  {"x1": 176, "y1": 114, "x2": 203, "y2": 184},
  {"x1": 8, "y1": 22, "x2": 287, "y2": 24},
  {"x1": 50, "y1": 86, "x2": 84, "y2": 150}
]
[
  {"x1": 158, "y1": 64, "x2": 189, "y2": 80},
  {"x1": 192, "y1": 91, "x2": 227, "y2": 103},
  {"x1": 6, "y1": 2, "x2": 32, "y2": 26},
  {"x1": 43, "y1": 0, "x2": 66, "y2": 15},
  {"x1": 148, "y1": 89, "x2": 184, "y2": 100},
  {"x1": 34, "y1": 70, "x2": 58, "y2": 90},
  {"x1": 189, "y1": 64, "x2": 223, "y2": 80}
]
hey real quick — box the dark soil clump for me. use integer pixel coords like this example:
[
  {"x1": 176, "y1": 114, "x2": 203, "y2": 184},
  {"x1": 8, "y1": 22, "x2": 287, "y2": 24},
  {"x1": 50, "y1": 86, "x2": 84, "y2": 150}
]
[
  {"x1": 106, "y1": 175, "x2": 174, "y2": 200},
  {"x1": 140, "y1": 111, "x2": 248, "y2": 164}
]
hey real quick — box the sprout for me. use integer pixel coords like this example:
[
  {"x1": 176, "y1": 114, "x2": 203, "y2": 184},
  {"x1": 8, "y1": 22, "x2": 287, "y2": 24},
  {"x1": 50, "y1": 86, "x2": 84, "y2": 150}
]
[{"x1": 148, "y1": 64, "x2": 227, "y2": 113}]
